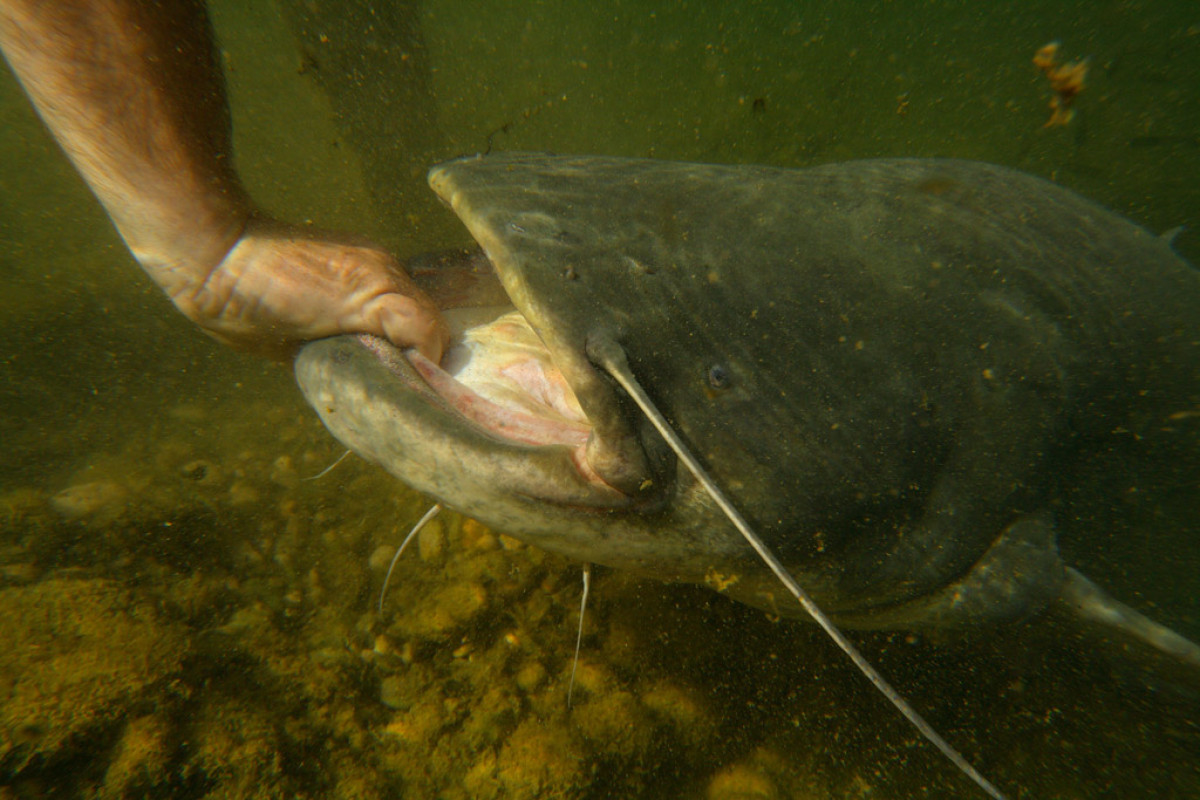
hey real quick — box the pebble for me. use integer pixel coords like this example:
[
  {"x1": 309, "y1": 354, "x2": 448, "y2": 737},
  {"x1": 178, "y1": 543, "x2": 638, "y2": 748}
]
[
  {"x1": 180, "y1": 459, "x2": 222, "y2": 486},
  {"x1": 417, "y1": 518, "x2": 445, "y2": 562},
  {"x1": 706, "y1": 764, "x2": 779, "y2": 800},
  {"x1": 49, "y1": 481, "x2": 127, "y2": 520},
  {"x1": 379, "y1": 675, "x2": 409, "y2": 710},
  {"x1": 368, "y1": 545, "x2": 397, "y2": 572},
  {"x1": 515, "y1": 661, "x2": 546, "y2": 692},
  {"x1": 269, "y1": 456, "x2": 299, "y2": 489},
  {"x1": 227, "y1": 481, "x2": 260, "y2": 507}
]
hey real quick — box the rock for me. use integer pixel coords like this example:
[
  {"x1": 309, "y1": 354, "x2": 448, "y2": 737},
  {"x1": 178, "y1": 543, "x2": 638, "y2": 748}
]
[
  {"x1": 0, "y1": 578, "x2": 188, "y2": 772},
  {"x1": 368, "y1": 544, "x2": 396, "y2": 573},
  {"x1": 417, "y1": 518, "x2": 445, "y2": 563},
  {"x1": 379, "y1": 675, "x2": 409, "y2": 710},
  {"x1": 514, "y1": 661, "x2": 547, "y2": 693},
  {"x1": 706, "y1": 764, "x2": 779, "y2": 800},
  {"x1": 227, "y1": 481, "x2": 261, "y2": 507},
  {"x1": 102, "y1": 715, "x2": 172, "y2": 795},
  {"x1": 269, "y1": 455, "x2": 299, "y2": 489},
  {"x1": 49, "y1": 481, "x2": 127, "y2": 521},
  {"x1": 180, "y1": 459, "x2": 223, "y2": 486}
]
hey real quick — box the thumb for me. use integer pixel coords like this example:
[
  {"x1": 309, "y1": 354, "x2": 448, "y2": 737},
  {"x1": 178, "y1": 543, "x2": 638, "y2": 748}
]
[{"x1": 360, "y1": 291, "x2": 450, "y2": 364}]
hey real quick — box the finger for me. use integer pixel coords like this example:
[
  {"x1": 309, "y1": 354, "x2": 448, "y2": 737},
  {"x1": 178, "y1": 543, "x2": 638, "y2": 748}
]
[{"x1": 361, "y1": 291, "x2": 450, "y2": 364}]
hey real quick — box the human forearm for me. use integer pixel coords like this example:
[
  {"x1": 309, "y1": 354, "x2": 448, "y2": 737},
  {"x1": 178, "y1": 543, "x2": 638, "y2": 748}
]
[
  {"x1": 0, "y1": 0, "x2": 251, "y2": 288},
  {"x1": 1, "y1": 0, "x2": 448, "y2": 362}
]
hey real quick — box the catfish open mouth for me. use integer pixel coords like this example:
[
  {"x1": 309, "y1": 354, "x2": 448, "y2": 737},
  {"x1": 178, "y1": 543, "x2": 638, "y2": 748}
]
[
  {"x1": 401, "y1": 309, "x2": 591, "y2": 450},
  {"x1": 295, "y1": 249, "x2": 644, "y2": 518},
  {"x1": 362, "y1": 304, "x2": 622, "y2": 495}
]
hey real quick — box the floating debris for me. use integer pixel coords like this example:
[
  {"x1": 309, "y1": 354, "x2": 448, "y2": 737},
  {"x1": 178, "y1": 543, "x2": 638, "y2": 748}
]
[{"x1": 1033, "y1": 41, "x2": 1089, "y2": 127}]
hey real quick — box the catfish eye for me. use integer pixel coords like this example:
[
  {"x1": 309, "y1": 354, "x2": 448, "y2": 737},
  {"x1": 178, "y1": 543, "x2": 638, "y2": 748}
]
[{"x1": 707, "y1": 363, "x2": 732, "y2": 390}]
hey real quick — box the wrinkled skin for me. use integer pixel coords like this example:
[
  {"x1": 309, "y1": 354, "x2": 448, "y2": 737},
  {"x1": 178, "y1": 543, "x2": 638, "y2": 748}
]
[{"x1": 179, "y1": 219, "x2": 447, "y2": 361}]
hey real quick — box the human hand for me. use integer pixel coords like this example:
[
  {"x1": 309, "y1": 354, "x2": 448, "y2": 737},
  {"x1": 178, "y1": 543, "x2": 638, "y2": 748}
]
[{"x1": 167, "y1": 218, "x2": 449, "y2": 362}]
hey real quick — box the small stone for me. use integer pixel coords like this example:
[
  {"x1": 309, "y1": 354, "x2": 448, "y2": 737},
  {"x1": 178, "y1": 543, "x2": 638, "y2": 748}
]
[
  {"x1": 515, "y1": 661, "x2": 546, "y2": 693},
  {"x1": 228, "y1": 481, "x2": 260, "y2": 507},
  {"x1": 461, "y1": 518, "x2": 498, "y2": 551},
  {"x1": 379, "y1": 676, "x2": 409, "y2": 710},
  {"x1": 49, "y1": 481, "x2": 127, "y2": 521},
  {"x1": 706, "y1": 764, "x2": 779, "y2": 800},
  {"x1": 368, "y1": 544, "x2": 396, "y2": 572},
  {"x1": 417, "y1": 518, "x2": 445, "y2": 563},
  {"x1": 218, "y1": 603, "x2": 272, "y2": 635},
  {"x1": 269, "y1": 456, "x2": 299, "y2": 489},
  {"x1": 641, "y1": 681, "x2": 716, "y2": 747},
  {"x1": 180, "y1": 459, "x2": 222, "y2": 486},
  {"x1": 568, "y1": 661, "x2": 614, "y2": 697}
]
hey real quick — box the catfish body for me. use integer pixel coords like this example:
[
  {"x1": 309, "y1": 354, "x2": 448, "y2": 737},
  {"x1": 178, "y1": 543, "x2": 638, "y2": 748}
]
[{"x1": 299, "y1": 155, "x2": 1200, "y2": 629}]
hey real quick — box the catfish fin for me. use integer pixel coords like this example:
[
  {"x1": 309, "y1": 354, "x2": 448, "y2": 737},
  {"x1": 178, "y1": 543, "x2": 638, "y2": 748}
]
[
  {"x1": 844, "y1": 513, "x2": 1067, "y2": 631},
  {"x1": 1057, "y1": 567, "x2": 1200, "y2": 679}
]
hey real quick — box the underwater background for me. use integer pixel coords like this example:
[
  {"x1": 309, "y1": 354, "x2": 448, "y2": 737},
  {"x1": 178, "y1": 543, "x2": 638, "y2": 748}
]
[{"x1": 1, "y1": 0, "x2": 1198, "y2": 797}]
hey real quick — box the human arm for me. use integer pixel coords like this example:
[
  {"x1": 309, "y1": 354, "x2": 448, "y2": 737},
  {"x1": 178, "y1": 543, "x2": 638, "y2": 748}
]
[{"x1": 0, "y1": 0, "x2": 447, "y2": 360}]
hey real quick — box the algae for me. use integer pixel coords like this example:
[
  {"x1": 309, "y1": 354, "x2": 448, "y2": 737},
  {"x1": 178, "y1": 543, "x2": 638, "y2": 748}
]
[{"x1": 0, "y1": 579, "x2": 187, "y2": 774}]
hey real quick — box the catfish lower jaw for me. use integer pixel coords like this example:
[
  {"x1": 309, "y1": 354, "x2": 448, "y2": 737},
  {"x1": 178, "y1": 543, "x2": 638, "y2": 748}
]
[
  {"x1": 401, "y1": 349, "x2": 627, "y2": 501},
  {"x1": 295, "y1": 310, "x2": 651, "y2": 519}
]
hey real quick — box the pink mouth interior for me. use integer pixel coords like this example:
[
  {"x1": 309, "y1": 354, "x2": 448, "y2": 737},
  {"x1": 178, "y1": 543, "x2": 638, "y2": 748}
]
[
  {"x1": 405, "y1": 349, "x2": 591, "y2": 449},
  {"x1": 363, "y1": 323, "x2": 616, "y2": 493}
]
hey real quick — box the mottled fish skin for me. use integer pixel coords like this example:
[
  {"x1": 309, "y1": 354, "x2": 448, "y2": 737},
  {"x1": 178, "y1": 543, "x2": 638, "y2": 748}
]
[{"x1": 299, "y1": 154, "x2": 1200, "y2": 634}]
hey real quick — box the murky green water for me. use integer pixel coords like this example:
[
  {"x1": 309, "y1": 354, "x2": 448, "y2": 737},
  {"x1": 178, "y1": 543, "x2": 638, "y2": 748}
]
[{"x1": 2, "y1": 1, "x2": 1198, "y2": 797}]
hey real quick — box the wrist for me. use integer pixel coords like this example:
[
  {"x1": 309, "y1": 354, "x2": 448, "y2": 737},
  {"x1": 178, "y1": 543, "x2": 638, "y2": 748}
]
[{"x1": 125, "y1": 192, "x2": 253, "y2": 302}]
